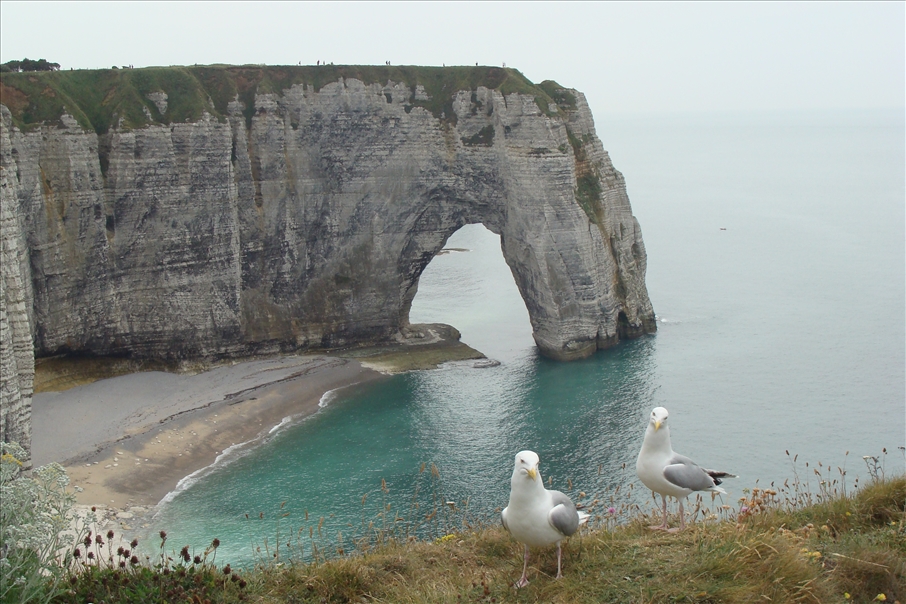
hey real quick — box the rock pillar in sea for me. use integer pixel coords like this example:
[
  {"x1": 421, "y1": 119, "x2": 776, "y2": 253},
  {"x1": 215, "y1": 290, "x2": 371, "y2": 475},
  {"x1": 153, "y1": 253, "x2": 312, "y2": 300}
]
[{"x1": 0, "y1": 66, "x2": 655, "y2": 381}]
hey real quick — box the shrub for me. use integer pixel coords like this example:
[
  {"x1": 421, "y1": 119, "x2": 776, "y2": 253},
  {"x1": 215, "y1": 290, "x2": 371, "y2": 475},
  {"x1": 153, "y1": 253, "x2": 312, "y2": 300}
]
[
  {"x1": 0, "y1": 59, "x2": 60, "y2": 72},
  {"x1": 0, "y1": 442, "x2": 89, "y2": 604}
]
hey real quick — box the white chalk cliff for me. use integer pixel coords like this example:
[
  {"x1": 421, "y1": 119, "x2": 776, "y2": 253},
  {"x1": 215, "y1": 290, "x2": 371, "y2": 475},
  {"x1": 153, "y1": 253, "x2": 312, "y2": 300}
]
[{"x1": 0, "y1": 66, "x2": 656, "y2": 457}]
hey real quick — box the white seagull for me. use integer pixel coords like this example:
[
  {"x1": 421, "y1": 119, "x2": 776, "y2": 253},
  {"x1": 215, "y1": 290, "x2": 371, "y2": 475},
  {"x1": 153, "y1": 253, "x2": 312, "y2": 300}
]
[
  {"x1": 636, "y1": 407, "x2": 736, "y2": 532},
  {"x1": 501, "y1": 450, "x2": 589, "y2": 588}
]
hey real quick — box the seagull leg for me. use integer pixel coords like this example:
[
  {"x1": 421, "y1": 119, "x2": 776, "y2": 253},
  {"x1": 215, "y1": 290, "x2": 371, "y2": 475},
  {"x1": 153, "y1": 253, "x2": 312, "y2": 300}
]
[
  {"x1": 555, "y1": 541, "x2": 564, "y2": 579},
  {"x1": 649, "y1": 494, "x2": 670, "y2": 530},
  {"x1": 667, "y1": 499, "x2": 686, "y2": 533},
  {"x1": 515, "y1": 544, "x2": 530, "y2": 588}
]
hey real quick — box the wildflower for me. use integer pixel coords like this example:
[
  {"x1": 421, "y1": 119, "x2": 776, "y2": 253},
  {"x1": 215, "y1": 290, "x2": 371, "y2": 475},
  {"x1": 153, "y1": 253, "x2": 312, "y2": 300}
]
[
  {"x1": 130, "y1": 555, "x2": 139, "y2": 565},
  {"x1": 193, "y1": 555, "x2": 202, "y2": 565},
  {"x1": 740, "y1": 506, "x2": 749, "y2": 514},
  {"x1": 844, "y1": 594, "x2": 851, "y2": 600},
  {"x1": 875, "y1": 595, "x2": 886, "y2": 602},
  {"x1": 159, "y1": 530, "x2": 167, "y2": 540},
  {"x1": 73, "y1": 547, "x2": 81, "y2": 558},
  {"x1": 1, "y1": 452, "x2": 23, "y2": 467},
  {"x1": 211, "y1": 538, "x2": 220, "y2": 549},
  {"x1": 607, "y1": 507, "x2": 616, "y2": 515},
  {"x1": 106, "y1": 529, "x2": 114, "y2": 540},
  {"x1": 222, "y1": 564, "x2": 232, "y2": 575}
]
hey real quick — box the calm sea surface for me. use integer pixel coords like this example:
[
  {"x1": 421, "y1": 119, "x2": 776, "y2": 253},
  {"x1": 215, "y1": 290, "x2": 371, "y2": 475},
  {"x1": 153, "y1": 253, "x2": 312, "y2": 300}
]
[{"x1": 148, "y1": 109, "x2": 905, "y2": 566}]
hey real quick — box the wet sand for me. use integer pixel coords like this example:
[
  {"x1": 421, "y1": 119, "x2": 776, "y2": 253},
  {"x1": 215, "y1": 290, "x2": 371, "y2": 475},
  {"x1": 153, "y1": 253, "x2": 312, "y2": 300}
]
[{"x1": 31, "y1": 355, "x2": 384, "y2": 512}]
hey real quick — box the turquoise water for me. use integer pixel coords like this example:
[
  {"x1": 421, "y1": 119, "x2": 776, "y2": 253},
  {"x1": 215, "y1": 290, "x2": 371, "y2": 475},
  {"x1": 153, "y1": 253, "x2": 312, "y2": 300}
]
[{"x1": 148, "y1": 109, "x2": 905, "y2": 567}]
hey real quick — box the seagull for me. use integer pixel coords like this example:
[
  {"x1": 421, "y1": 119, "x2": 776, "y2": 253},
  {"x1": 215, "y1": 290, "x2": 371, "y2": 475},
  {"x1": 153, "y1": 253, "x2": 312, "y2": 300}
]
[
  {"x1": 636, "y1": 407, "x2": 736, "y2": 532},
  {"x1": 501, "y1": 450, "x2": 589, "y2": 588}
]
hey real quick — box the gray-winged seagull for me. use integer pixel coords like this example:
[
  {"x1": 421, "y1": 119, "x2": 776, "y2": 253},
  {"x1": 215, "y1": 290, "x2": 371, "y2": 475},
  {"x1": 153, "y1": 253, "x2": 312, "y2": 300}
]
[
  {"x1": 501, "y1": 450, "x2": 589, "y2": 587},
  {"x1": 636, "y1": 407, "x2": 736, "y2": 532}
]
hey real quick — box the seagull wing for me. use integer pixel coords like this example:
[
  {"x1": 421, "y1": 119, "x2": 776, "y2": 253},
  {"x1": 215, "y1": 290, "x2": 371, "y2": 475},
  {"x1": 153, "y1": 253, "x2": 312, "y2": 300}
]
[
  {"x1": 663, "y1": 454, "x2": 724, "y2": 492},
  {"x1": 547, "y1": 490, "x2": 580, "y2": 537}
]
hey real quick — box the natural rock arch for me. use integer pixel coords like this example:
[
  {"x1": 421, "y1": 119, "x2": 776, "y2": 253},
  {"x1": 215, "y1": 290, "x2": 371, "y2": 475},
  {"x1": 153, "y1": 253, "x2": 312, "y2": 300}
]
[{"x1": 1, "y1": 68, "x2": 656, "y2": 374}]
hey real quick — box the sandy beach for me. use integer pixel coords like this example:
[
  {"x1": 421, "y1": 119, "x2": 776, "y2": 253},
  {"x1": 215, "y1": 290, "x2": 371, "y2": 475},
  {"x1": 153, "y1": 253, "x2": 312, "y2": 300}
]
[
  {"x1": 28, "y1": 323, "x2": 484, "y2": 533},
  {"x1": 31, "y1": 355, "x2": 384, "y2": 518}
]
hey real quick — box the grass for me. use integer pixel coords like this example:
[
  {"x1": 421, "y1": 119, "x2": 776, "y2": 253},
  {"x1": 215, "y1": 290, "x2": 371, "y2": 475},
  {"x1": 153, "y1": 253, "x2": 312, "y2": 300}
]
[
  {"x1": 46, "y1": 463, "x2": 904, "y2": 603},
  {"x1": 0, "y1": 64, "x2": 573, "y2": 134},
  {"x1": 248, "y1": 475, "x2": 904, "y2": 604}
]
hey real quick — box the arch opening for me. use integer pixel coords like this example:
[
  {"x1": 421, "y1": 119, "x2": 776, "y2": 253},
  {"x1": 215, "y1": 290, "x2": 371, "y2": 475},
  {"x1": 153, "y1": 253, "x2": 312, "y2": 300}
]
[{"x1": 406, "y1": 223, "x2": 534, "y2": 361}]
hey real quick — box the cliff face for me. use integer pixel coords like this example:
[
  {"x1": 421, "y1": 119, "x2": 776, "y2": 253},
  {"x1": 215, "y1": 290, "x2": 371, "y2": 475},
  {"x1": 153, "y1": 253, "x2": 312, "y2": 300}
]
[
  {"x1": 0, "y1": 67, "x2": 655, "y2": 443},
  {"x1": 1, "y1": 111, "x2": 34, "y2": 460}
]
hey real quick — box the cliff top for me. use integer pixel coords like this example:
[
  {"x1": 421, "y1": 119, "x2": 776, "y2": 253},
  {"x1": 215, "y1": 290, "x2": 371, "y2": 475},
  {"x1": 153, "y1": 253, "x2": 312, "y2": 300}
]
[{"x1": 0, "y1": 64, "x2": 577, "y2": 134}]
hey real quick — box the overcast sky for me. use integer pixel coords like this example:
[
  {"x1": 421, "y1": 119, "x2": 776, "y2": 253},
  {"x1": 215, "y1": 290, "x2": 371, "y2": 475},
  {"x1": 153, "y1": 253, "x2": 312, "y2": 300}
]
[{"x1": 1, "y1": 2, "x2": 903, "y2": 116}]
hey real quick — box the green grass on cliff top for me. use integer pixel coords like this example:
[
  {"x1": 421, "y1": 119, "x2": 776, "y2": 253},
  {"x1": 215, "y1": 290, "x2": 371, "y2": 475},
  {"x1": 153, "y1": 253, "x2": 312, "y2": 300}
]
[
  {"x1": 0, "y1": 64, "x2": 572, "y2": 133},
  {"x1": 49, "y1": 474, "x2": 906, "y2": 604}
]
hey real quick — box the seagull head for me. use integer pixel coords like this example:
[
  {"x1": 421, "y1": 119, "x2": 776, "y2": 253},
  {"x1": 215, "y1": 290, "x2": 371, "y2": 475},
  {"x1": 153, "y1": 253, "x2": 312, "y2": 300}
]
[
  {"x1": 650, "y1": 407, "x2": 669, "y2": 431},
  {"x1": 514, "y1": 450, "x2": 539, "y2": 481}
]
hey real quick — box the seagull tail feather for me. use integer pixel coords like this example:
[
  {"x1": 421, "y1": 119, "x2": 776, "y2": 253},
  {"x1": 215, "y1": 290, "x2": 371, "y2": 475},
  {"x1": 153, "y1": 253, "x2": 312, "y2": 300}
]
[{"x1": 706, "y1": 470, "x2": 738, "y2": 485}]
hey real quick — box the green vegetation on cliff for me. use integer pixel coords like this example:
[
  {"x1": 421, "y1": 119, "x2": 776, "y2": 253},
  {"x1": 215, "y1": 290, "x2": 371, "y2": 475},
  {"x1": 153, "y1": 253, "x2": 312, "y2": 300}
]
[
  {"x1": 0, "y1": 64, "x2": 576, "y2": 134},
  {"x1": 44, "y1": 475, "x2": 906, "y2": 603},
  {"x1": 4, "y1": 436, "x2": 903, "y2": 603}
]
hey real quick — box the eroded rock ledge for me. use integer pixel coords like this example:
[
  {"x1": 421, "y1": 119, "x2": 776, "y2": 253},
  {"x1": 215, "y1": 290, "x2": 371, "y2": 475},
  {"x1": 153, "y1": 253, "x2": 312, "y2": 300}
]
[{"x1": 0, "y1": 65, "x2": 655, "y2": 454}]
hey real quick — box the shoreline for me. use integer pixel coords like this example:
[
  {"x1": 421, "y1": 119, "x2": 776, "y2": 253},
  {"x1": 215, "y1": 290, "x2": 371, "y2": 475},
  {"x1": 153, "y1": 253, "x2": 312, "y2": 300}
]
[
  {"x1": 29, "y1": 324, "x2": 486, "y2": 533},
  {"x1": 31, "y1": 356, "x2": 384, "y2": 522}
]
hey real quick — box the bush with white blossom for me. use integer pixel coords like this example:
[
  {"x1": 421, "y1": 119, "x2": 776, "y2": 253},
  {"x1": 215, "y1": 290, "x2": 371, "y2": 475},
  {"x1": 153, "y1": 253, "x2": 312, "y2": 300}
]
[{"x1": 1, "y1": 442, "x2": 90, "y2": 603}]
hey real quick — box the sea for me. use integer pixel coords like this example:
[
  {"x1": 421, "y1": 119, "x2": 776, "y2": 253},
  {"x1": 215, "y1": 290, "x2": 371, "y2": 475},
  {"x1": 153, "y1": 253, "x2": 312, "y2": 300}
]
[{"x1": 145, "y1": 108, "x2": 905, "y2": 567}]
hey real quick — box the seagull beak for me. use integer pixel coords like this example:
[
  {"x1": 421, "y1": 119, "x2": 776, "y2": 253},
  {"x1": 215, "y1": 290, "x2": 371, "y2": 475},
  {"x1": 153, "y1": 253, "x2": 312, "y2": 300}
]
[
  {"x1": 654, "y1": 420, "x2": 662, "y2": 431},
  {"x1": 526, "y1": 468, "x2": 537, "y2": 481}
]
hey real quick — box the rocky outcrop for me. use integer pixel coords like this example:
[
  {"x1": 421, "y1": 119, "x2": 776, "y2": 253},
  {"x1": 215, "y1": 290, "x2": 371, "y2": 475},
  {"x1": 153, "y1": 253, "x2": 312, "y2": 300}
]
[{"x1": 0, "y1": 66, "x2": 655, "y2": 444}]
